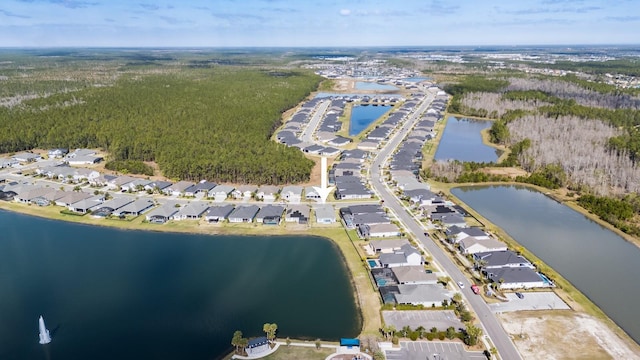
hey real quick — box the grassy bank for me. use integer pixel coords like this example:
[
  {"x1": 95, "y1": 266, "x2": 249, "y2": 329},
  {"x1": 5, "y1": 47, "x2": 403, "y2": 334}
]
[{"x1": 431, "y1": 181, "x2": 640, "y2": 351}]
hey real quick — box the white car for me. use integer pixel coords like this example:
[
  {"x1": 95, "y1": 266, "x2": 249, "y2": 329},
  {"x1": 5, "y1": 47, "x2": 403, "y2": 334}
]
[{"x1": 457, "y1": 281, "x2": 465, "y2": 289}]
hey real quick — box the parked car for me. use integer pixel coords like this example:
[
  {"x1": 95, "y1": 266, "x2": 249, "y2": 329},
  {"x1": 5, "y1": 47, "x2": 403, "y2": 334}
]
[
  {"x1": 457, "y1": 281, "x2": 464, "y2": 289},
  {"x1": 471, "y1": 284, "x2": 480, "y2": 295},
  {"x1": 515, "y1": 292, "x2": 524, "y2": 299}
]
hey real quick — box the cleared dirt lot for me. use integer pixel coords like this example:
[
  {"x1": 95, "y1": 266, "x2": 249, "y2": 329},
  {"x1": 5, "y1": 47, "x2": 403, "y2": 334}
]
[{"x1": 499, "y1": 311, "x2": 640, "y2": 360}]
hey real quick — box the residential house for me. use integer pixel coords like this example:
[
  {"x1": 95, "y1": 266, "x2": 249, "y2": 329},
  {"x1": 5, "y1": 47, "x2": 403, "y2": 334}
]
[
  {"x1": 184, "y1": 181, "x2": 217, "y2": 197},
  {"x1": 66, "y1": 148, "x2": 102, "y2": 165},
  {"x1": 358, "y1": 223, "x2": 401, "y2": 238},
  {"x1": 54, "y1": 191, "x2": 93, "y2": 207},
  {"x1": 459, "y1": 237, "x2": 508, "y2": 255},
  {"x1": 107, "y1": 175, "x2": 137, "y2": 191},
  {"x1": 145, "y1": 202, "x2": 179, "y2": 224},
  {"x1": 89, "y1": 174, "x2": 117, "y2": 187},
  {"x1": 379, "y1": 244, "x2": 424, "y2": 268},
  {"x1": 204, "y1": 204, "x2": 235, "y2": 223},
  {"x1": 163, "y1": 181, "x2": 195, "y2": 196},
  {"x1": 393, "y1": 284, "x2": 453, "y2": 307},
  {"x1": 304, "y1": 186, "x2": 321, "y2": 202},
  {"x1": 208, "y1": 185, "x2": 235, "y2": 202},
  {"x1": 121, "y1": 179, "x2": 151, "y2": 192},
  {"x1": 232, "y1": 185, "x2": 257, "y2": 200},
  {"x1": 12, "y1": 152, "x2": 41, "y2": 163},
  {"x1": 144, "y1": 181, "x2": 173, "y2": 193},
  {"x1": 285, "y1": 205, "x2": 310, "y2": 224},
  {"x1": 73, "y1": 168, "x2": 101, "y2": 183},
  {"x1": 484, "y1": 267, "x2": 550, "y2": 290},
  {"x1": 473, "y1": 250, "x2": 534, "y2": 270},
  {"x1": 172, "y1": 202, "x2": 210, "y2": 220},
  {"x1": 314, "y1": 204, "x2": 336, "y2": 224},
  {"x1": 90, "y1": 197, "x2": 135, "y2": 216},
  {"x1": 446, "y1": 226, "x2": 490, "y2": 244},
  {"x1": 281, "y1": 185, "x2": 303, "y2": 203},
  {"x1": 68, "y1": 195, "x2": 105, "y2": 214},
  {"x1": 391, "y1": 266, "x2": 438, "y2": 285},
  {"x1": 228, "y1": 205, "x2": 260, "y2": 223},
  {"x1": 256, "y1": 185, "x2": 279, "y2": 203},
  {"x1": 0, "y1": 157, "x2": 18, "y2": 168},
  {"x1": 368, "y1": 239, "x2": 411, "y2": 254},
  {"x1": 113, "y1": 198, "x2": 155, "y2": 217},
  {"x1": 48, "y1": 148, "x2": 68, "y2": 158},
  {"x1": 255, "y1": 204, "x2": 285, "y2": 224}
]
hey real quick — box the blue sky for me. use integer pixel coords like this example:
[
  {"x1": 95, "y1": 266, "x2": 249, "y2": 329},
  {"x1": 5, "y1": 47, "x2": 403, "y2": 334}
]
[{"x1": 0, "y1": 0, "x2": 638, "y2": 47}]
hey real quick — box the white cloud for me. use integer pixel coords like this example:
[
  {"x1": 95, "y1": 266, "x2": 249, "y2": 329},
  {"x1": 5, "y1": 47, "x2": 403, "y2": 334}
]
[{"x1": 339, "y1": 9, "x2": 351, "y2": 16}]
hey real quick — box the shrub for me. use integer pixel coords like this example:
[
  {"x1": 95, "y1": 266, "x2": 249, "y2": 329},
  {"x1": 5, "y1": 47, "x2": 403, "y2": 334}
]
[{"x1": 409, "y1": 331, "x2": 419, "y2": 341}]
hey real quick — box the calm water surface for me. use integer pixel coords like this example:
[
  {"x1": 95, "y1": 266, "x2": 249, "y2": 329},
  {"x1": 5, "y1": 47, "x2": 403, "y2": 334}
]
[
  {"x1": 349, "y1": 104, "x2": 392, "y2": 136},
  {"x1": 0, "y1": 210, "x2": 360, "y2": 360},
  {"x1": 354, "y1": 82, "x2": 399, "y2": 91},
  {"x1": 435, "y1": 117, "x2": 500, "y2": 163},
  {"x1": 452, "y1": 185, "x2": 640, "y2": 344}
]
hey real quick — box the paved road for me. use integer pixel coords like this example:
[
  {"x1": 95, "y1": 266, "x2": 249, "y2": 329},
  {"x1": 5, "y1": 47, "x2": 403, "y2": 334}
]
[
  {"x1": 300, "y1": 99, "x2": 330, "y2": 143},
  {"x1": 368, "y1": 91, "x2": 522, "y2": 360}
]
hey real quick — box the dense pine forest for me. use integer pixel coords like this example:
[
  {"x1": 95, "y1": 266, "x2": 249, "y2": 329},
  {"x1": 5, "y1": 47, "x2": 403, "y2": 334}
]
[{"x1": 0, "y1": 55, "x2": 320, "y2": 184}]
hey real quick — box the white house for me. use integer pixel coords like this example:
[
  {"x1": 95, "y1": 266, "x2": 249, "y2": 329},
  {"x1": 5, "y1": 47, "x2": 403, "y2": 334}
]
[
  {"x1": 379, "y1": 244, "x2": 423, "y2": 268},
  {"x1": 484, "y1": 267, "x2": 551, "y2": 290},
  {"x1": 368, "y1": 239, "x2": 410, "y2": 254},
  {"x1": 208, "y1": 185, "x2": 235, "y2": 202},
  {"x1": 281, "y1": 185, "x2": 303, "y2": 203},
  {"x1": 256, "y1": 185, "x2": 279, "y2": 203},
  {"x1": 458, "y1": 237, "x2": 508, "y2": 255}
]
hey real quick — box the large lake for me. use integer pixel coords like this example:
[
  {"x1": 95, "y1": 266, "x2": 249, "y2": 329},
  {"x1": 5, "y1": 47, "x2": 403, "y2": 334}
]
[
  {"x1": 349, "y1": 104, "x2": 392, "y2": 136},
  {"x1": 434, "y1": 117, "x2": 500, "y2": 163},
  {"x1": 0, "y1": 210, "x2": 360, "y2": 360},
  {"x1": 452, "y1": 185, "x2": 640, "y2": 344}
]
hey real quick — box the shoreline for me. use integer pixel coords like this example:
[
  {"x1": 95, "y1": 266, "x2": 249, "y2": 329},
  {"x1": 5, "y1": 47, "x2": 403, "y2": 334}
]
[{"x1": 433, "y1": 181, "x2": 640, "y2": 351}]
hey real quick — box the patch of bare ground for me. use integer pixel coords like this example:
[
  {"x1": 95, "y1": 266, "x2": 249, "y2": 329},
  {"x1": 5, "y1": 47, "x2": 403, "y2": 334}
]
[
  {"x1": 480, "y1": 167, "x2": 528, "y2": 178},
  {"x1": 298, "y1": 155, "x2": 337, "y2": 188},
  {"x1": 498, "y1": 311, "x2": 640, "y2": 360}
]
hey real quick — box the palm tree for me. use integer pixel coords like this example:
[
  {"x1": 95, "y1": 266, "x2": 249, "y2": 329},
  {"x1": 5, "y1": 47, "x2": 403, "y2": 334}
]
[
  {"x1": 453, "y1": 292, "x2": 463, "y2": 304},
  {"x1": 231, "y1": 330, "x2": 243, "y2": 354},
  {"x1": 268, "y1": 323, "x2": 278, "y2": 342},
  {"x1": 415, "y1": 326, "x2": 425, "y2": 339}
]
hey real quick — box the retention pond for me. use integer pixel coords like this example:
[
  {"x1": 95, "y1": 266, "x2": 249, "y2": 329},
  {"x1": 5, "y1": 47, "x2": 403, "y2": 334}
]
[
  {"x1": 0, "y1": 210, "x2": 360, "y2": 360},
  {"x1": 452, "y1": 185, "x2": 640, "y2": 344}
]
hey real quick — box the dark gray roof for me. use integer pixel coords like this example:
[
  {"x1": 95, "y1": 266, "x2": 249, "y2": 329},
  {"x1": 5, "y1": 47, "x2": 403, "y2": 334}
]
[
  {"x1": 205, "y1": 204, "x2": 235, "y2": 218},
  {"x1": 485, "y1": 267, "x2": 542, "y2": 284},
  {"x1": 229, "y1": 205, "x2": 260, "y2": 220},
  {"x1": 256, "y1": 204, "x2": 285, "y2": 219},
  {"x1": 97, "y1": 197, "x2": 134, "y2": 210},
  {"x1": 474, "y1": 250, "x2": 532, "y2": 268},
  {"x1": 447, "y1": 226, "x2": 487, "y2": 237},
  {"x1": 347, "y1": 204, "x2": 385, "y2": 215},
  {"x1": 353, "y1": 212, "x2": 390, "y2": 226}
]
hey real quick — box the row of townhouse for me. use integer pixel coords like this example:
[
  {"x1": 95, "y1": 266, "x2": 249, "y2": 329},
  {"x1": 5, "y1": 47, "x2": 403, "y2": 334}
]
[
  {"x1": 32, "y1": 163, "x2": 332, "y2": 204},
  {"x1": 0, "y1": 181, "x2": 339, "y2": 225},
  {"x1": 339, "y1": 204, "x2": 402, "y2": 239},
  {"x1": 446, "y1": 226, "x2": 554, "y2": 290}
]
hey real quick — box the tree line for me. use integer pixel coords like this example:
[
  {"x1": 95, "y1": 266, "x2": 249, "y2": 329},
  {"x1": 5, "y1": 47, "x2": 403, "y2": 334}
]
[{"x1": 0, "y1": 67, "x2": 321, "y2": 184}]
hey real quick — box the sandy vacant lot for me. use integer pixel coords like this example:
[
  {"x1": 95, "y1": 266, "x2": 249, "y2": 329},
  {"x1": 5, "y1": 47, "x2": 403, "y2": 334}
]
[{"x1": 499, "y1": 311, "x2": 640, "y2": 360}]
